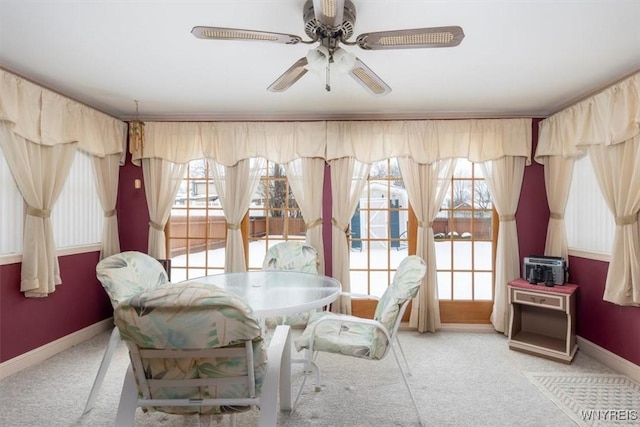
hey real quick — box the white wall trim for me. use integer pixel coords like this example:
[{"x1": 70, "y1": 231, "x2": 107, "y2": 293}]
[
  {"x1": 568, "y1": 249, "x2": 610, "y2": 263},
  {"x1": 577, "y1": 335, "x2": 640, "y2": 383},
  {"x1": 439, "y1": 323, "x2": 496, "y2": 333},
  {"x1": 0, "y1": 318, "x2": 113, "y2": 381}
]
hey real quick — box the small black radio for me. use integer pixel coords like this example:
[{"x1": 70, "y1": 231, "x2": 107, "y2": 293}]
[{"x1": 523, "y1": 256, "x2": 567, "y2": 286}]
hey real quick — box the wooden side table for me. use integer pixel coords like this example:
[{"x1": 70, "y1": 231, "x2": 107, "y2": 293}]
[{"x1": 507, "y1": 278, "x2": 578, "y2": 364}]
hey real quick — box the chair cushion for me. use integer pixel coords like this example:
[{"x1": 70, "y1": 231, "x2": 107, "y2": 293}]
[
  {"x1": 96, "y1": 251, "x2": 169, "y2": 306},
  {"x1": 114, "y1": 283, "x2": 266, "y2": 415},
  {"x1": 373, "y1": 255, "x2": 427, "y2": 333},
  {"x1": 262, "y1": 242, "x2": 319, "y2": 274},
  {"x1": 294, "y1": 311, "x2": 387, "y2": 360}
]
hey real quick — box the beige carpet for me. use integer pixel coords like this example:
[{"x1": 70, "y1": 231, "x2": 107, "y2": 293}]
[
  {"x1": 0, "y1": 329, "x2": 628, "y2": 426},
  {"x1": 525, "y1": 372, "x2": 640, "y2": 427}
]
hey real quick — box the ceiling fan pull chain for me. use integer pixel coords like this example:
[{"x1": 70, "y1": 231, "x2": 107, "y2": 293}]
[{"x1": 325, "y1": 64, "x2": 331, "y2": 92}]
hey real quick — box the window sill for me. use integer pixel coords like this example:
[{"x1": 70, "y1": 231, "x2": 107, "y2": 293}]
[
  {"x1": 0, "y1": 244, "x2": 102, "y2": 266},
  {"x1": 567, "y1": 248, "x2": 610, "y2": 263}
]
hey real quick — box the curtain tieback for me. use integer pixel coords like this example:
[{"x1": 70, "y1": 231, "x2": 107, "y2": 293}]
[
  {"x1": 331, "y1": 218, "x2": 349, "y2": 234},
  {"x1": 149, "y1": 221, "x2": 164, "y2": 231},
  {"x1": 104, "y1": 209, "x2": 117, "y2": 218},
  {"x1": 417, "y1": 220, "x2": 433, "y2": 228},
  {"x1": 305, "y1": 218, "x2": 323, "y2": 229},
  {"x1": 226, "y1": 223, "x2": 241, "y2": 230},
  {"x1": 615, "y1": 213, "x2": 638, "y2": 226},
  {"x1": 499, "y1": 214, "x2": 516, "y2": 222},
  {"x1": 26, "y1": 206, "x2": 51, "y2": 218},
  {"x1": 549, "y1": 212, "x2": 564, "y2": 220}
]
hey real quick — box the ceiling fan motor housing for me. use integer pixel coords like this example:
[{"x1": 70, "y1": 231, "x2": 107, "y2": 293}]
[{"x1": 303, "y1": 0, "x2": 356, "y2": 41}]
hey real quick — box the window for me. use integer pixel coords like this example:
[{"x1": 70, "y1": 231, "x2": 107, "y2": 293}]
[
  {"x1": 168, "y1": 159, "x2": 304, "y2": 279},
  {"x1": 0, "y1": 147, "x2": 22, "y2": 257},
  {"x1": 168, "y1": 159, "x2": 226, "y2": 282},
  {"x1": 1, "y1": 149, "x2": 103, "y2": 261},
  {"x1": 349, "y1": 158, "x2": 410, "y2": 297},
  {"x1": 437, "y1": 159, "x2": 495, "y2": 323},
  {"x1": 565, "y1": 154, "x2": 614, "y2": 259},
  {"x1": 53, "y1": 150, "x2": 103, "y2": 249},
  {"x1": 247, "y1": 161, "x2": 305, "y2": 270}
]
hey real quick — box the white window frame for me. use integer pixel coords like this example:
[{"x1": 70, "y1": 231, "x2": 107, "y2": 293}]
[
  {"x1": 565, "y1": 154, "x2": 614, "y2": 262},
  {"x1": 0, "y1": 149, "x2": 103, "y2": 265}
]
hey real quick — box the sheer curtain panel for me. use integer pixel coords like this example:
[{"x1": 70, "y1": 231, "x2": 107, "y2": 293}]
[
  {"x1": 92, "y1": 153, "x2": 122, "y2": 259},
  {"x1": 142, "y1": 158, "x2": 187, "y2": 260},
  {"x1": 480, "y1": 156, "x2": 526, "y2": 333},
  {"x1": 329, "y1": 157, "x2": 370, "y2": 314},
  {"x1": 0, "y1": 128, "x2": 76, "y2": 296},
  {"x1": 285, "y1": 157, "x2": 326, "y2": 273},
  {"x1": 209, "y1": 158, "x2": 265, "y2": 272},
  {"x1": 398, "y1": 157, "x2": 457, "y2": 333}
]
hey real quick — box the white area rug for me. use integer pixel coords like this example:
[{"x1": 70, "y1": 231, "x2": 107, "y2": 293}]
[{"x1": 525, "y1": 372, "x2": 640, "y2": 426}]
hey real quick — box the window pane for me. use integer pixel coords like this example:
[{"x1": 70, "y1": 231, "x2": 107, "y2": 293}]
[
  {"x1": 453, "y1": 272, "x2": 472, "y2": 300},
  {"x1": 474, "y1": 242, "x2": 492, "y2": 269},
  {"x1": 435, "y1": 241, "x2": 451, "y2": 269},
  {"x1": 350, "y1": 270, "x2": 369, "y2": 295},
  {"x1": 437, "y1": 272, "x2": 452, "y2": 299},
  {"x1": 0, "y1": 148, "x2": 23, "y2": 255},
  {"x1": 453, "y1": 241, "x2": 472, "y2": 270},
  {"x1": 474, "y1": 272, "x2": 493, "y2": 300},
  {"x1": 53, "y1": 150, "x2": 103, "y2": 248}
]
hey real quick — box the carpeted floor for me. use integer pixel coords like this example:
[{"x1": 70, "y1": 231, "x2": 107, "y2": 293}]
[
  {"x1": 0, "y1": 328, "x2": 633, "y2": 427},
  {"x1": 525, "y1": 372, "x2": 640, "y2": 427}
]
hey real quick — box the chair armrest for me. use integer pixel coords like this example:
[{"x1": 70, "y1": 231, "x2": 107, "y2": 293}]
[
  {"x1": 260, "y1": 325, "x2": 292, "y2": 426},
  {"x1": 338, "y1": 291, "x2": 380, "y2": 301},
  {"x1": 310, "y1": 314, "x2": 392, "y2": 346}
]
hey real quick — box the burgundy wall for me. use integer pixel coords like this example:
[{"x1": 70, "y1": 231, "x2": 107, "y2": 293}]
[
  {"x1": 516, "y1": 119, "x2": 549, "y2": 261},
  {"x1": 117, "y1": 151, "x2": 149, "y2": 252},
  {"x1": 569, "y1": 256, "x2": 640, "y2": 365},
  {"x1": 0, "y1": 252, "x2": 112, "y2": 362},
  {"x1": 2, "y1": 120, "x2": 639, "y2": 368}
]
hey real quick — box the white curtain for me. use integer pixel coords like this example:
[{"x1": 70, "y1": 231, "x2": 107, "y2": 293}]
[
  {"x1": 398, "y1": 157, "x2": 457, "y2": 332},
  {"x1": 0, "y1": 126, "x2": 77, "y2": 297},
  {"x1": 541, "y1": 155, "x2": 575, "y2": 262},
  {"x1": 285, "y1": 157, "x2": 326, "y2": 273},
  {"x1": 480, "y1": 156, "x2": 527, "y2": 333},
  {"x1": 92, "y1": 153, "x2": 122, "y2": 259},
  {"x1": 142, "y1": 158, "x2": 187, "y2": 259},
  {"x1": 588, "y1": 136, "x2": 640, "y2": 306},
  {"x1": 329, "y1": 157, "x2": 371, "y2": 314},
  {"x1": 209, "y1": 158, "x2": 265, "y2": 272}
]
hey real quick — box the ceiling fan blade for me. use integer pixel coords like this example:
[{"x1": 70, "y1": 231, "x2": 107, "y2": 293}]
[
  {"x1": 356, "y1": 26, "x2": 465, "y2": 50},
  {"x1": 312, "y1": 0, "x2": 345, "y2": 28},
  {"x1": 267, "y1": 58, "x2": 309, "y2": 92},
  {"x1": 191, "y1": 26, "x2": 302, "y2": 44},
  {"x1": 348, "y1": 57, "x2": 391, "y2": 96}
]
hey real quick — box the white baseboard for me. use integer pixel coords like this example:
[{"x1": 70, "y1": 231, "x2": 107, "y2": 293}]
[
  {"x1": 0, "y1": 318, "x2": 113, "y2": 381},
  {"x1": 577, "y1": 335, "x2": 640, "y2": 383},
  {"x1": 440, "y1": 323, "x2": 496, "y2": 333}
]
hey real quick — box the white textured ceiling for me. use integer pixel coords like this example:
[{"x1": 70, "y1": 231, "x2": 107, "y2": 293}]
[{"x1": 0, "y1": 0, "x2": 639, "y2": 121}]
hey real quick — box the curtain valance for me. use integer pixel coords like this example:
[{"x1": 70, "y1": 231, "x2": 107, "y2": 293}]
[
  {"x1": 135, "y1": 118, "x2": 531, "y2": 165},
  {"x1": 326, "y1": 118, "x2": 532, "y2": 164},
  {"x1": 536, "y1": 72, "x2": 640, "y2": 161},
  {"x1": 133, "y1": 121, "x2": 327, "y2": 166},
  {"x1": 0, "y1": 69, "x2": 127, "y2": 157}
]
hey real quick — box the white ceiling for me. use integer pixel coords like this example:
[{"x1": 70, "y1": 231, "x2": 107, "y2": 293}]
[{"x1": 1, "y1": 0, "x2": 639, "y2": 122}]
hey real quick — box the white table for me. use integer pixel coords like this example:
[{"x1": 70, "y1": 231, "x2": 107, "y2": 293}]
[{"x1": 180, "y1": 270, "x2": 342, "y2": 319}]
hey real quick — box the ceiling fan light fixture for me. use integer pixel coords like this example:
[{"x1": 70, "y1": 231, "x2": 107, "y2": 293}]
[
  {"x1": 333, "y1": 47, "x2": 356, "y2": 73},
  {"x1": 306, "y1": 45, "x2": 330, "y2": 73}
]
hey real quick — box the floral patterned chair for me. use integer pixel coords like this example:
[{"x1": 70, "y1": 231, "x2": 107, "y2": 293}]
[
  {"x1": 294, "y1": 255, "x2": 427, "y2": 426},
  {"x1": 113, "y1": 283, "x2": 291, "y2": 427},
  {"x1": 84, "y1": 251, "x2": 170, "y2": 414},
  {"x1": 262, "y1": 241, "x2": 320, "y2": 328}
]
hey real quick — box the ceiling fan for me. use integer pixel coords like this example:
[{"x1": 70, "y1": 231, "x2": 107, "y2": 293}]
[{"x1": 192, "y1": 0, "x2": 464, "y2": 96}]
